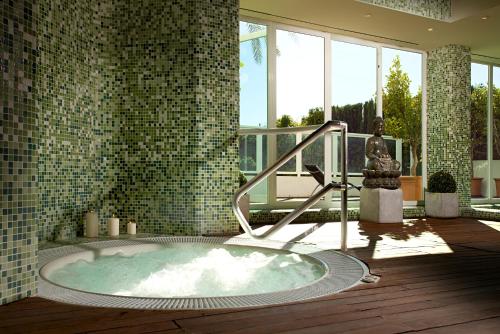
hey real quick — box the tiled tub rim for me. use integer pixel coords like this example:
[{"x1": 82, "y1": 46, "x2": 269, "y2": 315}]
[{"x1": 37, "y1": 236, "x2": 369, "y2": 310}]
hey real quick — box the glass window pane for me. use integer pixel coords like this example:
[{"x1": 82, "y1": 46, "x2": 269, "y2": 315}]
[
  {"x1": 382, "y1": 48, "x2": 422, "y2": 199},
  {"x1": 492, "y1": 66, "x2": 500, "y2": 198},
  {"x1": 302, "y1": 135, "x2": 324, "y2": 171},
  {"x1": 337, "y1": 137, "x2": 365, "y2": 174},
  {"x1": 275, "y1": 30, "x2": 324, "y2": 200},
  {"x1": 471, "y1": 63, "x2": 488, "y2": 198},
  {"x1": 277, "y1": 134, "x2": 296, "y2": 172},
  {"x1": 493, "y1": 66, "x2": 500, "y2": 161},
  {"x1": 276, "y1": 30, "x2": 324, "y2": 126},
  {"x1": 240, "y1": 22, "x2": 267, "y2": 128},
  {"x1": 239, "y1": 135, "x2": 257, "y2": 171},
  {"x1": 239, "y1": 21, "x2": 268, "y2": 204},
  {"x1": 332, "y1": 41, "x2": 376, "y2": 134},
  {"x1": 331, "y1": 41, "x2": 376, "y2": 186},
  {"x1": 471, "y1": 63, "x2": 488, "y2": 161}
]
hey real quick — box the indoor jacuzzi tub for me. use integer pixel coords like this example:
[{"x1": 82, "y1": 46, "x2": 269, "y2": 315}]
[{"x1": 38, "y1": 237, "x2": 368, "y2": 309}]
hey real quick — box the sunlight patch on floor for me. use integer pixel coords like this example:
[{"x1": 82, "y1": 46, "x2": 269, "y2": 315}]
[
  {"x1": 479, "y1": 220, "x2": 500, "y2": 232},
  {"x1": 372, "y1": 231, "x2": 453, "y2": 259},
  {"x1": 241, "y1": 220, "x2": 455, "y2": 259}
]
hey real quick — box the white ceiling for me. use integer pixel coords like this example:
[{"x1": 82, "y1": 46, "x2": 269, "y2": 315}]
[{"x1": 240, "y1": 0, "x2": 500, "y2": 63}]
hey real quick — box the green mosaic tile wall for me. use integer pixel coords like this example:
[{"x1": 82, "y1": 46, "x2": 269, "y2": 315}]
[
  {"x1": 37, "y1": 0, "x2": 101, "y2": 241},
  {"x1": 427, "y1": 45, "x2": 472, "y2": 208},
  {"x1": 35, "y1": 0, "x2": 239, "y2": 240},
  {"x1": 358, "y1": 0, "x2": 451, "y2": 21},
  {"x1": 110, "y1": 0, "x2": 240, "y2": 236},
  {"x1": 1, "y1": 0, "x2": 38, "y2": 305},
  {"x1": 2, "y1": 0, "x2": 239, "y2": 305}
]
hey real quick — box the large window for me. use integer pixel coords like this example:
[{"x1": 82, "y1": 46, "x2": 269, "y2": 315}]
[
  {"x1": 471, "y1": 63, "x2": 500, "y2": 202},
  {"x1": 239, "y1": 18, "x2": 425, "y2": 208}
]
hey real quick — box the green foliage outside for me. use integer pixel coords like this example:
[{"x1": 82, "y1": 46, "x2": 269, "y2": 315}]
[
  {"x1": 239, "y1": 172, "x2": 248, "y2": 187},
  {"x1": 471, "y1": 83, "x2": 500, "y2": 161},
  {"x1": 382, "y1": 56, "x2": 422, "y2": 176}
]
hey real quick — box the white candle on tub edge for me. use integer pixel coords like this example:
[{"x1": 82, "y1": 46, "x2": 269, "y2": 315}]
[
  {"x1": 107, "y1": 215, "x2": 119, "y2": 237},
  {"x1": 85, "y1": 211, "x2": 99, "y2": 238},
  {"x1": 127, "y1": 221, "x2": 136, "y2": 235}
]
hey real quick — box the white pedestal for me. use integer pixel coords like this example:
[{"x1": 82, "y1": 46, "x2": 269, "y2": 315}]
[
  {"x1": 360, "y1": 187, "x2": 403, "y2": 223},
  {"x1": 425, "y1": 192, "x2": 458, "y2": 218}
]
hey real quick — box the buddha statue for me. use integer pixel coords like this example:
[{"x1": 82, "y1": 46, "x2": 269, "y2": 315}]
[{"x1": 362, "y1": 117, "x2": 401, "y2": 189}]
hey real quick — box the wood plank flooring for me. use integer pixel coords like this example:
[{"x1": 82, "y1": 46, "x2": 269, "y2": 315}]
[{"x1": 1, "y1": 218, "x2": 500, "y2": 333}]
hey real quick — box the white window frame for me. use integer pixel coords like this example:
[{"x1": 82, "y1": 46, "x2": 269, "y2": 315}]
[
  {"x1": 239, "y1": 15, "x2": 427, "y2": 210},
  {"x1": 471, "y1": 61, "x2": 500, "y2": 204}
]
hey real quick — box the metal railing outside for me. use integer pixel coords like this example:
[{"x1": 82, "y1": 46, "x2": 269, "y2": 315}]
[{"x1": 233, "y1": 120, "x2": 350, "y2": 251}]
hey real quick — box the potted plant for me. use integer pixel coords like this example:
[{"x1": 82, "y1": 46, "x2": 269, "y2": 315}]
[
  {"x1": 425, "y1": 171, "x2": 459, "y2": 218},
  {"x1": 471, "y1": 177, "x2": 483, "y2": 198},
  {"x1": 239, "y1": 172, "x2": 250, "y2": 221}
]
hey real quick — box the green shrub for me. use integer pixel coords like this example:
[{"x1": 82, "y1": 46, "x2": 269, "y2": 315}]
[
  {"x1": 239, "y1": 172, "x2": 248, "y2": 188},
  {"x1": 428, "y1": 171, "x2": 457, "y2": 193}
]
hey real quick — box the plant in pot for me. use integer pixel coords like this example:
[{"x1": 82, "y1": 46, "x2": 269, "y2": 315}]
[
  {"x1": 425, "y1": 171, "x2": 458, "y2": 218},
  {"x1": 239, "y1": 172, "x2": 250, "y2": 221}
]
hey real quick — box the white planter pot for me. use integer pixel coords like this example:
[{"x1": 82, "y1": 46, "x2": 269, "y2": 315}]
[
  {"x1": 240, "y1": 194, "x2": 250, "y2": 222},
  {"x1": 425, "y1": 192, "x2": 459, "y2": 218}
]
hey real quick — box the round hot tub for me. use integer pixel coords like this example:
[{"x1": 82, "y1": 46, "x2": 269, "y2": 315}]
[{"x1": 38, "y1": 237, "x2": 368, "y2": 309}]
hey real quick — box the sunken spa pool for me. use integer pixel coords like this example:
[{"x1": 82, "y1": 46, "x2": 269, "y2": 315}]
[{"x1": 38, "y1": 237, "x2": 368, "y2": 309}]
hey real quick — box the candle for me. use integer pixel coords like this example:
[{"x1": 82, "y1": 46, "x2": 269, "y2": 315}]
[
  {"x1": 85, "y1": 211, "x2": 99, "y2": 238},
  {"x1": 107, "y1": 215, "x2": 120, "y2": 237},
  {"x1": 127, "y1": 220, "x2": 136, "y2": 235}
]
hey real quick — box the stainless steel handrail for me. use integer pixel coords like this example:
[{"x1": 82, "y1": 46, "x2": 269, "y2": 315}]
[{"x1": 232, "y1": 120, "x2": 349, "y2": 251}]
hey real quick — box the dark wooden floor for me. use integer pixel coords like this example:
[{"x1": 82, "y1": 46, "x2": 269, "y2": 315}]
[{"x1": 2, "y1": 218, "x2": 500, "y2": 333}]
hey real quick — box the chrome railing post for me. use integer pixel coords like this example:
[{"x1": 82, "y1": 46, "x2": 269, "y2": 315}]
[{"x1": 340, "y1": 124, "x2": 348, "y2": 251}]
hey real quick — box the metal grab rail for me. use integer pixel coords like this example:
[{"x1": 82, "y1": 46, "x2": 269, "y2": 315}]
[{"x1": 232, "y1": 120, "x2": 349, "y2": 251}]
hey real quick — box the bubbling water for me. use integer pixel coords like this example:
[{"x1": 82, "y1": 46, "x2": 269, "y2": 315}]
[{"x1": 47, "y1": 244, "x2": 325, "y2": 298}]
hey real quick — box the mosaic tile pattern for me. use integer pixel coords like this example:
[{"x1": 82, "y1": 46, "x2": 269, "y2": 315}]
[
  {"x1": 35, "y1": 0, "x2": 239, "y2": 240},
  {"x1": 37, "y1": 0, "x2": 99, "y2": 241},
  {"x1": 2, "y1": 0, "x2": 239, "y2": 305},
  {"x1": 111, "y1": 0, "x2": 240, "y2": 236},
  {"x1": 250, "y1": 206, "x2": 426, "y2": 225},
  {"x1": 1, "y1": 0, "x2": 38, "y2": 305},
  {"x1": 461, "y1": 207, "x2": 500, "y2": 222},
  {"x1": 357, "y1": 0, "x2": 451, "y2": 21},
  {"x1": 427, "y1": 45, "x2": 472, "y2": 208}
]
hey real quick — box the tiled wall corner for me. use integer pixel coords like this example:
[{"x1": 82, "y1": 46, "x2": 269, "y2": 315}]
[
  {"x1": 1, "y1": 0, "x2": 39, "y2": 305},
  {"x1": 427, "y1": 45, "x2": 472, "y2": 208}
]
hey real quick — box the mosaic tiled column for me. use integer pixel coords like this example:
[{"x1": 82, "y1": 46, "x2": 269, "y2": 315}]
[
  {"x1": 1, "y1": 0, "x2": 38, "y2": 305},
  {"x1": 427, "y1": 45, "x2": 472, "y2": 207},
  {"x1": 112, "y1": 0, "x2": 240, "y2": 235}
]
